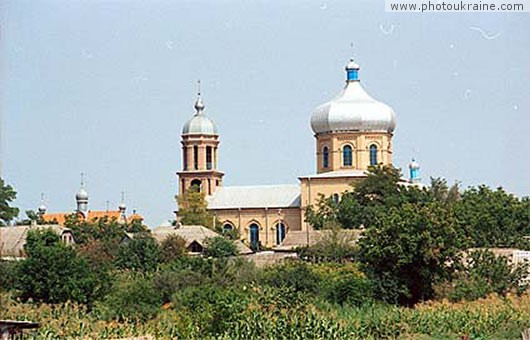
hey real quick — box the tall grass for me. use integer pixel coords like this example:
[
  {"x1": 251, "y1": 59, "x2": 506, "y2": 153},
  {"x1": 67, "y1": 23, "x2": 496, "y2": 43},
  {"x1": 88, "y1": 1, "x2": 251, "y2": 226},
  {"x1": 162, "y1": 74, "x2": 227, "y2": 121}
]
[{"x1": 2, "y1": 292, "x2": 530, "y2": 339}]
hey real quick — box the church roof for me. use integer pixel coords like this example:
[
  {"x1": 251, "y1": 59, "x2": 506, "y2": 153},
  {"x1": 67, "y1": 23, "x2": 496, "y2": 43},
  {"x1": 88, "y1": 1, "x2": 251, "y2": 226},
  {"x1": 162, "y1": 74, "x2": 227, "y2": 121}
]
[
  {"x1": 311, "y1": 60, "x2": 396, "y2": 135},
  {"x1": 42, "y1": 210, "x2": 143, "y2": 225},
  {"x1": 206, "y1": 184, "x2": 301, "y2": 209},
  {"x1": 0, "y1": 225, "x2": 73, "y2": 258}
]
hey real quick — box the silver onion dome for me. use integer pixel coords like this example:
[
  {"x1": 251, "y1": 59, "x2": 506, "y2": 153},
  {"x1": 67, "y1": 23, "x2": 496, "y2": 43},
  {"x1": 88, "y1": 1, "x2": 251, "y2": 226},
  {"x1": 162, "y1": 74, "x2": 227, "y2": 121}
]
[
  {"x1": 76, "y1": 187, "x2": 88, "y2": 201},
  {"x1": 311, "y1": 60, "x2": 396, "y2": 135},
  {"x1": 182, "y1": 96, "x2": 218, "y2": 135},
  {"x1": 38, "y1": 203, "x2": 47, "y2": 214}
]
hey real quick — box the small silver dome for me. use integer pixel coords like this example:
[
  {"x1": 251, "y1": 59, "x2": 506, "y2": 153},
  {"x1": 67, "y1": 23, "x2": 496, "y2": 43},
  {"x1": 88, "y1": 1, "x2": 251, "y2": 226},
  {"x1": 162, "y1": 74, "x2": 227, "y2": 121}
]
[
  {"x1": 311, "y1": 60, "x2": 396, "y2": 135},
  {"x1": 38, "y1": 204, "x2": 47, "y2": 214},
  {"x1": 119, "y1": 202, "x2": 126, "y2": 211},
  {"x1": 76, "y1": 187, "x2": 89, "y2": 201},
  {"x1": 182, "y1": 97, "x2": 218, "y2": 135}
]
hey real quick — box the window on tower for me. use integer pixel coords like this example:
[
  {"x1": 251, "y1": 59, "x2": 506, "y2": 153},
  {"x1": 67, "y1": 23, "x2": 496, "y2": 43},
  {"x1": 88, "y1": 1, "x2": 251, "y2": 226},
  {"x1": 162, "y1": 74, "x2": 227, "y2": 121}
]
[
  {"x1": 370, "y1": 144, "x2": 378, "y2": 166},
  {"x1": 206, "y1": 146, "x2": 212, "y2": 170},
  {"x1": 183, "y1": 147, "x2": 188, "y2": 170},
  {"x1": 343, "y1": 145, "x2": 353, "y2": 166},
  {"x1": 323, "y1": 146, "x2": 329, "y2": 168},
  {"x1": 194, "y1": 146, "x2": 198, "y2": 170}
]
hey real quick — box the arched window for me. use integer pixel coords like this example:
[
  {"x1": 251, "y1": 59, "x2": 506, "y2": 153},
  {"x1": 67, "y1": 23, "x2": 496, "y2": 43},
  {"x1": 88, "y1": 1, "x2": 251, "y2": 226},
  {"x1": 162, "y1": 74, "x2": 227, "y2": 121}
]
[
  {"x1": 190, "y1": 179, "x2": 202, "y2": 192},
  {"x1": 275, "y1": 222, "x2": 286, "y2": 245},
  {"x1": 323, "y1": 147, "x2": 329, "y2": 168},
  {"x1": 183, "y1": 147, "x2": 188, "y2": 170},
  {"x1": 193, "y1": 145, "x2": 199, "y2": 170},
  {"x1": 249, "y1": 223, "x2": 260, "y2": 249},
  {"x1": 370, "y1": 144, "x2": 378, "y2": 166},
  {"x1": 223, "y1": 223, "x2": 233, "y2": 232},
  {"x1": 343, "y1": 145, "x2": 353, "y2": 166},
  {"x1": 333, "y1": 193, "x2": 340, "y2": 205},
  {"x1": 206, "y1": 146, "x2": 212, "y2": 170}
]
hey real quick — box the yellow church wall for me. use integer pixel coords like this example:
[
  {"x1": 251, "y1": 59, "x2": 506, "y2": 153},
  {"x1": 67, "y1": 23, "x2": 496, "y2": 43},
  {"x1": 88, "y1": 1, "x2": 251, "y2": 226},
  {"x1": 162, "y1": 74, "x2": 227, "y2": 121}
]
[
  {"x1": 211, "y1": 207, "x2": 301, "y2": 248},
  {"x1": 299, "y1": 176, "x2": 365, "y2": 230}
]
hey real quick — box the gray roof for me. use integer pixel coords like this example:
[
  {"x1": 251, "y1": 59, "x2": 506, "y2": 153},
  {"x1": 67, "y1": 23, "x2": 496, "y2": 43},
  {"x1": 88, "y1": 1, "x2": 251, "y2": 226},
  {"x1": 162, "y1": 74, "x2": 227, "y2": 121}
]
[
  {"x1": 0, "y1": 225, "x2": 73, "y2": 258},
  {"x1": 152, "y1": 225, "x2": 252, "y2": 255},
  {"x1": 206, "y1": 184, "x2": 301, "y2": 209},
  {"x1": 274, "y1": 229, "x2": 361, "y2": 251}
]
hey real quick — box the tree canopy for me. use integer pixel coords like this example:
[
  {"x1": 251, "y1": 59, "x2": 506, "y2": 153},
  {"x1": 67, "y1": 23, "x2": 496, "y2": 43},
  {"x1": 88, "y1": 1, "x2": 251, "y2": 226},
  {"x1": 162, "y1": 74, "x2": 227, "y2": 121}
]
[
  {"x1": 0, "y1": 178, "x2": 19, "y2": 225},
  {"x1": 176, "y1": 186, "x2": 217, "y2": 228}
]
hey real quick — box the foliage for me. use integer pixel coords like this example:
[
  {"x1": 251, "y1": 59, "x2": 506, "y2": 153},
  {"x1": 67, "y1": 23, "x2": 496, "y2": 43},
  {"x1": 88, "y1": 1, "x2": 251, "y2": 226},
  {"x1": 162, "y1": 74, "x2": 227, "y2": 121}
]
[
  {"x1": 115, "y1": 233, "x2": 162, "y2": 272},
  {"x1": 176, "y1": 185, "x2": 217, "y2": 228},
  {"x1": 0, "y1": 261, "x2": 18, "y2": 291},
  {"x1": 261, "y1": 260, "x2": 320, "y2": 294},
  {"x1": 160, "y1": 234, "x2": 187, "y2": 262},
  {"x1": 204, "y1": 236, "x2": 239, "y2": 258},
  {"x1": 97, "y1": 273, "x2": 162, "y2": 322},
  {"x1": 16, "y1": 229, "x2": 97, "y2": 304},
  {"x1": 447, "y1": 250, "x2": 529, "y2": 302},
  {"x1": 172, "y1": 284, "x2": 249, "y2": 335},
  {"x1": 313, "y1": 262, "x2": 374, "y2": 306},
  {"x1": 455, "y1": 186, "x2": 530, "y2": 248},
  {"x1": 0, "y1": 178, "x2": 19, "y2": 225},
  {"x1": 358, "y1": 202, "x2": 463, "y2": 305},
  {"x1": 16, "y1": 210, "x2": 47, "y2": 226},
  {"x1": 297, "y1": 225, "x2": 357, "y2": 263}
]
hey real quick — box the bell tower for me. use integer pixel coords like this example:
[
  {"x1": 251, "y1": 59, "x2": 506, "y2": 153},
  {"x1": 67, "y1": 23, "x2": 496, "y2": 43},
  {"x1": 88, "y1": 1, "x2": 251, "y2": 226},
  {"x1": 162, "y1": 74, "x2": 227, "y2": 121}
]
[{"x1": 177, "y1": 84, "x2": 224, "y2": 196}]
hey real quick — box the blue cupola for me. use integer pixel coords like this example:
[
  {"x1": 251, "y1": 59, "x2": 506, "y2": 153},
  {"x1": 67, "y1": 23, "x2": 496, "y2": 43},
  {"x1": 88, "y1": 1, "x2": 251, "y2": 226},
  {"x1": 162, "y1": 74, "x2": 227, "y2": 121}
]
[
  {"x1": 408, "y1": 158, "x2": 421, "y2": 183},
  {"x1": 345, "y1": 59, "x2": 360, "y2": 82}
]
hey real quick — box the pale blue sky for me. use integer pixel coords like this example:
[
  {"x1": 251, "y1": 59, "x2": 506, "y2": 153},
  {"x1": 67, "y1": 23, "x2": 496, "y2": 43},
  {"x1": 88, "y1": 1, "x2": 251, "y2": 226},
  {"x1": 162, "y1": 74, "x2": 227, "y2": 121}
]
[{"x1": 2, "y1": 1, "x2": 529, "y2": 226}]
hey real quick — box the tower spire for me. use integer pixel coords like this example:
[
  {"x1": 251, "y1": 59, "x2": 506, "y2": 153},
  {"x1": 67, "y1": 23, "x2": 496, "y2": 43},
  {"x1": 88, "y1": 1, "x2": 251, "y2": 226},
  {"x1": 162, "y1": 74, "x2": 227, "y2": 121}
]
[
  {"x1": 38, "y1": 192, "x2": 47, "y2": 215},
  {"x1": 194, "y1": 80, "x2": 205, "y2": 114}
]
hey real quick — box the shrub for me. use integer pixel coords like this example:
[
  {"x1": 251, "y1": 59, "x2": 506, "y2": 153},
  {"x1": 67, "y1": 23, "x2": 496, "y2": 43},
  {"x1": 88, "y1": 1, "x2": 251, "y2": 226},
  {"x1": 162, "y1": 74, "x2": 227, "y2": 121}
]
[
  {"x1": 153, "y1": 268, "x2": 208, "y2": 303},
  {"x1": 160, "y1": 234, "x2": 187, "y2": 262},
  {"x1": 448, "y1": 250, "x2": 529, "y2": 302},
  {"x1": 314, "y1": 263, "x2": 373, "y2": 306},
  {"x1": 262, "y1": 260, "x2": 320, "y2": 294},
  {"x1": 97, "y1": 273, "x2": 161, "y2": 321},
  {"x1": 0, "y1": 261, "x2": 18, "y2": 291},
  {"x1": 204, "y1": 236, "x2": 238, "y2": 258},
  {"x1": 115, "y1": 233, "x2": 162, "y2": 272},
  {"x1": 172, "y1": 284, "x2": 249, "y2": 335}
]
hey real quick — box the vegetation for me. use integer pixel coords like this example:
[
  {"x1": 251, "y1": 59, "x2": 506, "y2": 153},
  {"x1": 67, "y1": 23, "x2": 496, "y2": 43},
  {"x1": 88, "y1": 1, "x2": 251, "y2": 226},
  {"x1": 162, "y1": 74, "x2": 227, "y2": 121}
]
[
  {"x1": 176, "y1": 185, "x2": 217, "y2": 228},
  {"x1": 0, "y1": 177, "x2": 19, "y2": 225},
  {"x1": 1, "y1": 172, "x2": 530, "y2": 338},
  {"x1": 15, "y1": 229, "x2": 98, "y2": 304}
]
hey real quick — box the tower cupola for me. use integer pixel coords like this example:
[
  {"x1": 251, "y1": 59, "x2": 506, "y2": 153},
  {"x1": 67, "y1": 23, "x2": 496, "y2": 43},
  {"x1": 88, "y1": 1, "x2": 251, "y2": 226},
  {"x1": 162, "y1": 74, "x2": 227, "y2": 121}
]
[
  {"x1": 310, "y1": 59, "x2": 396, "y2": 173},
  {"x1": 76, "y1": 174, "x2": 89, "y2": 215},
  {"x1": 408, "y1": 158, "x2": 421, "y2": 183},
  {"x1": 182, "y1": 85, "x2": 217, "y2": 136}
]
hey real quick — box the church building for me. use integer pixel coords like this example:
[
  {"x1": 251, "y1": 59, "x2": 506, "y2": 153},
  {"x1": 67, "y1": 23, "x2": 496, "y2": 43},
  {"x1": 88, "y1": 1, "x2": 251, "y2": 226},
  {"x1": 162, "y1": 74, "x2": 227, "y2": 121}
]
[{"x1": 177, "y1": 59, "x2": 419, "y2": 249}]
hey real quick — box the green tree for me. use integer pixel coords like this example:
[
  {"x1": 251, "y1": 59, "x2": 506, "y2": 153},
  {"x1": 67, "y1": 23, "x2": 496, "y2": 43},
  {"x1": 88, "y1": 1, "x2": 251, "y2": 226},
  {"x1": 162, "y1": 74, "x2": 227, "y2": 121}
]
[
  {"x1": 0, "y1": 178, "x2": 19, "y2": 225},
  {"x1": 115, "y1": 233, "x2": 162, "y2": 272},
  {"x1": 16, "y1": 229, "x2": 97, "y2": 304},
  {"x1": 204, "y1": 236, "x2": 239, "y2": 258},
  {"x1": 358, "y1": 202, "x2": 463, "y2": 306},
  {"x1": 176, "y1": 186, "x2": 216, "y2": 228},
  {"x1": 160, "y1": 234, "x2": 188, "y2": 262},
  {"x1": 97, "y1": 273, "x2": 162, "y2": 321},
  {"x1": 448, "y1": 250, "x2": 529, "y2": 301},
  {"x1": 455, "y1": 186, "x2": 530, "y2": 248}
]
